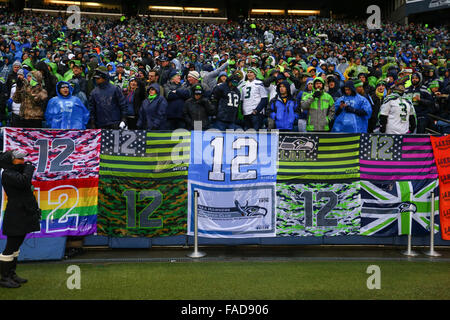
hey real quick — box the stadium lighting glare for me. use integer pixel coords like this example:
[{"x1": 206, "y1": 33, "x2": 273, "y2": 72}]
[
  {"x1": 46, "y1": 0, "x2": 102, "y2": 6},
  {"x1": 149, "y1": 6, "x2": 184, "y2": 11},
  {"x1": 251, "y1": 9, "x2": 285, "y2": 14},
  {"x1": 148, "y1": 6, "x2": 218, "y2": 12},
  {"x1": 83, "y1": 2, "x2": 102, "y2": 7},
  {"x1": 184, "y1": 7, "x2": 219, "y2": 12},
  {"x1": 46, "y1": 0, "x2": 82, "y2": 5},
  {"x1": 288, "y1": 10, "x2": 321, "y2": 15}
]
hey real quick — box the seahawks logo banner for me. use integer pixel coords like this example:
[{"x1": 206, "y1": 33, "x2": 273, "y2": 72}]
[
  {"x1": 97, "y1": 130, "x2": 189, "y2": 237},
  {"x1": 430, "y1": 135, "x2": 450, "y2": 240},
  {"x1": 277, "y1": 182, "x2": 360, "y2": 237},
  {"x1": 277, "y1": 133, "x2": 360, "y2": 183},
  {"x1": 1, "y1": 128, "x2": 101, "y2": 238},
  {"x1": 188, "y1": 130, "x2": 278, "y2": 238}
]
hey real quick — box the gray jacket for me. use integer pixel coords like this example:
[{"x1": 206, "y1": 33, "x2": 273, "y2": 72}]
[{"x1": 201, "y1": 62, "x2": 229, "y2": 93}]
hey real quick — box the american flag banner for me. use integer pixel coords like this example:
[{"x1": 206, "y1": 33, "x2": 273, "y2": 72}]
[
  {"x1": 277, "y1": 133, "x2": 360, "y2": 183},
  {"x1": 359, "y1": 134, "x2": 438, "y2": 181},
  {"x1": 99, "y1": 130, "x2": 190, "y2": 180},
  {"x1": 97, "y1": 130, "x2": 190, "y2": 237}
]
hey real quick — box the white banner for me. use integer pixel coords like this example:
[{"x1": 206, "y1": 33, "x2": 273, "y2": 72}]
[{"x1": 188, "y1": 181, "x2": 276, "y2": 238}]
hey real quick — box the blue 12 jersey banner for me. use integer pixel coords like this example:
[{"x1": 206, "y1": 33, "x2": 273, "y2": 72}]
[{"x1": 188, "y1": 130, "x2": 278, "y2": 238}]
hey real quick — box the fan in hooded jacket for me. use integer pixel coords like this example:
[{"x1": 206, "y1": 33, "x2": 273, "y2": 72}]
[
  {"x1": 299, "y1": 77, "x2": 335, "y2": 132},
  {"x1": 332, "y1": 80, "x2": 372, "y2": 133},
  {"x1": 137, "y1": 83, "x2": 167, "y2": 130},
  {"x1": 45, "y1": 81, "x2": 90, "y2": 129},
  {"x1": 269, "y1": 80, "x2": 299, "y2": 131}
]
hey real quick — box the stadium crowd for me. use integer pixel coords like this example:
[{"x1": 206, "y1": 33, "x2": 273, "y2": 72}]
[{"x1": 0, "y1": 11, "x2": 449, "y2": 134}]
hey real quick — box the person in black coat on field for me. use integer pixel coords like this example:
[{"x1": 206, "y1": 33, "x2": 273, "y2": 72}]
[{"x1": 0, "y1": 150, "x2": 41, "y2": 288}]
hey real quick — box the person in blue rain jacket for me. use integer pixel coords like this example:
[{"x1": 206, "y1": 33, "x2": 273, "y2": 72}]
[
  {"x1": 45, "y1": 81, "x2": 90, "y2": 129},
  {"x1": 332, "y1": 80, "x2": 372, "y2": 133}
]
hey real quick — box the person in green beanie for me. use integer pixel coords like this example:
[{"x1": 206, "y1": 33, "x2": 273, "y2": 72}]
[
  {"x1": 299, "y1": 77, "x2": 335, "y2": 132},
  {"x1": 428, "y1": 80, "x2": 448, "y2": 115}
]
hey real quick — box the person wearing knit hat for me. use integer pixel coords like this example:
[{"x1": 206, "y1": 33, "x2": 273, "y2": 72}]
[
  {"x1": 0, "y1": 149, "x2": 40, "y2": 288},
  {"x1": 183, "y1": 84, "x2": 215, "y2": 130},
  {"x1": 241, "y1": 65, "x2": 268, "y2": 130},
  {"x1": 163, "y1": 68, "x2": 190, "y2": 130},
  {"x1": 89, "y1": 66, "x2": 128, "y2": 129},
  {"x1": 210, "y1": 74, "x2": 242, "y2": 131},
  {"x1": 167, "y1": 69, "x2": 179, "y2": 81},
  {"x1": 12, "y1": 61, "x2": 22, "y2": 69},
  {"x1": 136, "y1": 83, "x2": 167, "y2": 131},
  {"x1": 186, "y1": 70, "x2": 200, "y2": 87},
  {"x1": 299, "y1": 77, "x2": 335, "y2": 132},
  {"x1": 354, "y1": 79, "x2": 364, "y2": 89},
  {"x1": 428, "y1": 79, "x2": 447, "y2": 119},
  {"x1": 428, "y1": 80, "x2": 440, "y2": 92},
  {"x1": 12, "y1": 70, "x2": 47, "y2": 128}
]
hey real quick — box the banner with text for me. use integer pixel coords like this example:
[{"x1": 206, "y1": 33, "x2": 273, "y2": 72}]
[
  {"x1": 431, "y1": 135, "x2": 450, "y2": 240},
  {"x1": 188, "y1": 130, "x2": 278, "y2": 238}
]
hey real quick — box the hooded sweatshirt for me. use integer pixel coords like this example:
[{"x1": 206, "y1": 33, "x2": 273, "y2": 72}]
[
  {"x1": 137, "y1": 83, "x2": 167, "y2": 130},
  {"x1": 45, "y1": 81, "x2": 90, "y2": 129}
]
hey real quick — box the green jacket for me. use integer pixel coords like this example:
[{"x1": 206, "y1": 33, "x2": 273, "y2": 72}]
[{"x1": 300, "y1": 78, "x2": 335, "y2": 131}]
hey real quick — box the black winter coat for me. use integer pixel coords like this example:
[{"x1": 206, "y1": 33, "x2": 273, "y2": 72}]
[
  {"x1": 1, "y1": 161, "x2": 41, "y2": 236},
  {"x1": 183, "y1": 97, "x2": 216, "y2": 130}
]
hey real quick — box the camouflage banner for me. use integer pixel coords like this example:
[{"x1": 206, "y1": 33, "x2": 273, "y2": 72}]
[
  {"x1": 97, "y1": 177, "x2": 187, "y2": 237},
  {"x1": 277, "y1": 182, "x2": 361, "y2": 236}
]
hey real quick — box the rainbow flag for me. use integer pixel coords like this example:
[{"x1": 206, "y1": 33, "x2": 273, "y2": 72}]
[{"x1": 1, "y1": 128, "x2": 101, "y2": 238}]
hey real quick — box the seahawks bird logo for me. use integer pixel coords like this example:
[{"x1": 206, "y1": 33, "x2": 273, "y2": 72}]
[
  {"x1": 279, "y1": 136, "x2": 315, "y2": 151},
  {"x1": 397, "y1": 202, "x2": 417, "y2": 214},
  {"x1": 235, "y1": 200, "x2": 268, "y2": 217}
]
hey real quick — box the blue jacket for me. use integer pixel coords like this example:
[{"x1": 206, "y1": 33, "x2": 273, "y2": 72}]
[
  {"x1": 332, "y1": 81, "x2": 372, "y2": 133},
  {"x1": 88, "y1": 80, "x2": 128, "y2": 128},
  {"x1": 270, "y1": 81, "x2": 298, "y2": 130},
  {"x1": 45, "y1": 81, "x2": 90, "y2": 129},
  {"x1": 10, "y1": 41, "x2": 23, "y2": 62},
  {"x1": 137, "y1": 83, "x2": 167, "y2": 130}
]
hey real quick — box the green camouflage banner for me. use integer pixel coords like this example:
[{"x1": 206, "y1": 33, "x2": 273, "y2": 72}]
[
  {"x1": 97, "y1": 177, "x2": 187, "y2": 237},
  {"x1": 277, "y1": 182, "x2": 361, "y2": 236}
]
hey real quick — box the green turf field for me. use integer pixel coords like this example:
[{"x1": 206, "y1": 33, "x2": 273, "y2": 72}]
[{"x1": 1, "y1": 261, "x2": 449, "y2": 300}]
